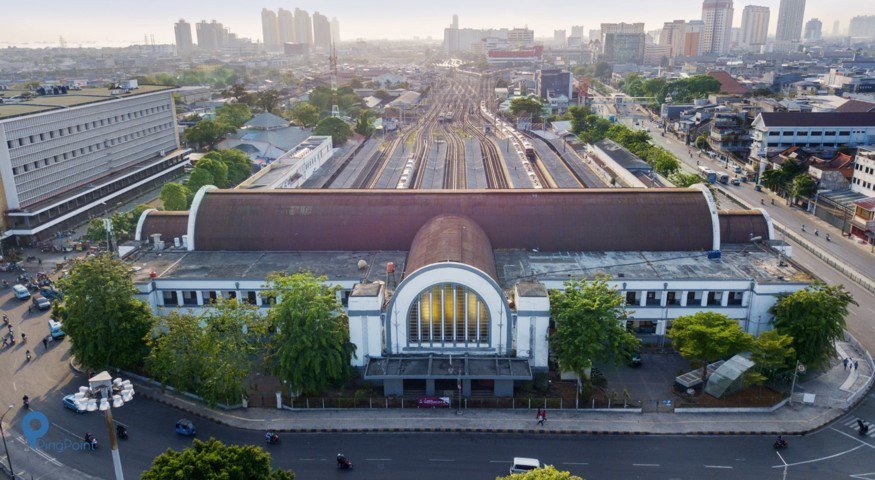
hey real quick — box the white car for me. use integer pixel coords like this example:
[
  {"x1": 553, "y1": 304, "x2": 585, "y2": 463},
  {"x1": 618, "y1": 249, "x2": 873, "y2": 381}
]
[{"x1": 509, "y1": 457, "x2": 542, "y2": 474}]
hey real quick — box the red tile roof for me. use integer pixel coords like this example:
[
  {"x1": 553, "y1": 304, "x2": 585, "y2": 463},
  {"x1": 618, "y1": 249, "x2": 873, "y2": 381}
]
[{"x1": 707, "y1": 71, "x2": 749, "y2": 95}]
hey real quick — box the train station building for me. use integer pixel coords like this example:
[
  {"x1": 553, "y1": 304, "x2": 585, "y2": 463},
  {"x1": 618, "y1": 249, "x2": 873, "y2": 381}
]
[{"x1": 128, "y1": 187, "x2": 809, "y2": 397}]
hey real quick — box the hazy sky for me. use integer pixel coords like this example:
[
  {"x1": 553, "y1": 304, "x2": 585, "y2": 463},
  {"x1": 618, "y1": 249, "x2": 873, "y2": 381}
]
[{"x1": 1, "y1": 0, "x2": 872, "y2": 47}]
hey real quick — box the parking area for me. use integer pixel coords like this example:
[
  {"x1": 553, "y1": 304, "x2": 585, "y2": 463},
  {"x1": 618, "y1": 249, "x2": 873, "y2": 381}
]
[{"x1": 594, "y1": 353, "x2": 690, "y2": 408}]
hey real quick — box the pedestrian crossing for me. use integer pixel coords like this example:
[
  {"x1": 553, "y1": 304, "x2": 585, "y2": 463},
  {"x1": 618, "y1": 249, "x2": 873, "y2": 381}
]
[{"x1": 840, "y1": 416, "x2": 875, "y2": 438}]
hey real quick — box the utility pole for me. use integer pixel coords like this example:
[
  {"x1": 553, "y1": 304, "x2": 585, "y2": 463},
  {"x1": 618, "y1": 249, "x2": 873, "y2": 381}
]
[{"x1": 329, "y1": 42, "x2": 340, "y2": 118}]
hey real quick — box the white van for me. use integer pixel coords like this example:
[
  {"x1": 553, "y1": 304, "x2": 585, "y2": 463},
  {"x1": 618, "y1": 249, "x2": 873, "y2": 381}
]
[
  {"x1": 509, "y1": 457, "x2": 541, "y2": 474},
  {"x1": 12, "y1": 284, "x2": 31, "y2": 300}
]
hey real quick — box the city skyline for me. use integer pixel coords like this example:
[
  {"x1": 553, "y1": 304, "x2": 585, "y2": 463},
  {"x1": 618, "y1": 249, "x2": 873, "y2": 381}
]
[{"x1": 0, "y1": 0, "x2": 872, "y2": 47}]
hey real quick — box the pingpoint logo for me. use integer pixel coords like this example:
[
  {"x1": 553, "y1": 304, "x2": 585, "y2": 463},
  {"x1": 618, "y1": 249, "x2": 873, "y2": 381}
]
[{"x1": 22, "y1": 411, "x2": 94, "y2": 452}]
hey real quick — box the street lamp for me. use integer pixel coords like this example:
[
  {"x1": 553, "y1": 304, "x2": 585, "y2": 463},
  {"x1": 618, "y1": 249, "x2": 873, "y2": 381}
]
[
  {"x1": 0, "y1": 404, "x2": 14, "y2": 477},
  {"x1": 75, "y1": 371, "x2": 135, "y2": 480}
]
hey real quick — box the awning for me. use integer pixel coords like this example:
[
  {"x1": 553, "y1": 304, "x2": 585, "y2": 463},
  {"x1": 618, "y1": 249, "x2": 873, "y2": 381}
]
[{"x1": 364, "y1": 354, "x2": 532, "y2": 380}]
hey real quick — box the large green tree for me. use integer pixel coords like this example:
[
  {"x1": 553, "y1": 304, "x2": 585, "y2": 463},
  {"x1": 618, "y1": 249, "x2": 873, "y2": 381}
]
[
  {"x1": 215, "y1": 103, "x2": 253, "y2": 129},
  {"x1": 288, "y1": 102, "x2": 321, "y2": 128},
  {"x1": 314, "y1": 117, "x2": 353, "y2": 146},
  {"x1": 186, "y1": 168, "x2": 215, "y2": 194},
  {"x1": 57, "y1": 254, "x2": 153, "y2": 370},
  {"x1": 549, "y1": 277, "x2": 640, "y2": 380},
  {"x1": 509, "y1": 97, "x2": 543, "y2": 122},
  {"x1": 791, "y1": 174, "x2": 817, "y2": 200},
  {"x1": 354, "y1": 110, "x2": 377, "y2": 137},
  {"x1": 160, "y1": 182, "x2": 189, "y2": 210},
  {"x1": 84, "y1": 204, "x2": 151, "y2": 245},
  {"x1": 749, "y1": 329, "x2": 796, "y2": 384},
  {"x1": 202, "y1": 149, "x2": 252, "y2": 186},
  {"x1": 497, "y1": 466, "x2": 584, "y2": 480},
  {"x1": 184, "y1": 119, "x2": 231, "y2": 151},
  {"x1": 267, "y1": 272, "x2": 356, "y2": 396},
  {"x1": 143, "y1": 438, "x2": 295, "y2": 480},
  {"x1": 669, "y1": 312, "x2": 753, "y2": 381},
  {"x1": 148, "y1": 300, "x2": 268, "y2": 405},
  {"x1": 772, "y1": 283, "x2": 856, "y2": 370},
  {"x1": 194, "y1": 157, "x2": 229, "y2": 188}
]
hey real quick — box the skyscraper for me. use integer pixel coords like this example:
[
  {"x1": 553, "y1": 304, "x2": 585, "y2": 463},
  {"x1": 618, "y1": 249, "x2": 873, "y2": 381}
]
[
  {"x1": 600, "y1": 23, "x2": 645, "y2": 63},
  {"x1": 330, "y1": 17, "x2": 340, "y2": 43},
  {"x1": 701, "y1": 0, "x2": 734, "y2": 55},
  {"x1": 196, "y1": 20, "x2": 224, "y2": 51},
  {"x1": 278, "y1": 8, "x2": 296, "y2": 45},
  {"x1": 452, "y1": 14, "x2": 459, "y2": 29},
  {"x1": 261, "y1": 9, "x2": 280, "y2": 52},
  {"x1": 174, "y1": 19, "x2": 194, "y2": 54},
  {"x1": 295, "y1": 8, "x2": 313, "y2": 44},
  {"x1": 683, "y1": 20, "x2": 705, "y2": 56},
  {"x1": 571, "y1": 25, "x2": 585, "y2": 39},
  {"x1": 849, "y1": 15, "x2": 875, "y2": 39},
  {"x1": 804, "y1": 18, "x2": 822, "y2": 41},
  {"x1": 832, "y1": 20, "x2": 841, "y2": 36},
  {"x1": 775, "y1": 0, "x2": 806, "y2": 43},
  {"x1": 313, "y1": 11, "x2": 331, "y2": 49},
  {"x1": 660, "y1": 20, "x2": 687, "y2": 57},
  {"x1": 739, "y1": 5, "x2": 769, "y2": 49},
  {"x1": 554, "y1": 29, "x2": 566, "y2": 45}
]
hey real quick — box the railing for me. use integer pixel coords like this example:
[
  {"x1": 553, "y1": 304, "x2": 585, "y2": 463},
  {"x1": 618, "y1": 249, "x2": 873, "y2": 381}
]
[
  {"x1": 843, "y1": 330, "x2": 875, "y2": 410},
  {"x1": 242, "y1": 394, "x2": 643, "y2": 411}
]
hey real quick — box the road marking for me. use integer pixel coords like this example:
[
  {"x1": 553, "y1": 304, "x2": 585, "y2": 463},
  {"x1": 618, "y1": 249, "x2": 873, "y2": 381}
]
[
  {"x1": 298, "y1": 458, "x2": 317, "y2": 461},
  {"x1": 489, "y1": 460, "x2": 512, "y2": 463},
  {"x1": 772, "y1": 443, "x2": 864, "y2": 468},
  {"x1": 562, "y1": 462, "x2": 589, "y2": 466},
  {"x1": 15, "y1": 436, "x2": 62, "y2": 466},
  {"x1": 50, "y1": 422, "x2": 82, "y2": 439},
  {"x1": 829, "y1": 427, "x2": 875, "y2": 448},
  {"x1": 704, "y1": 465, "x2": 733, "y2": 469},
  {"x1": 429, "y1": 458, "x2": 455, "y2": 462},
  {"x1": 365, "y1": 458, "x2": 392, "y2": 461},
  {"x1": 633, "y1": 463, "x2": 659, "y2": 467}
]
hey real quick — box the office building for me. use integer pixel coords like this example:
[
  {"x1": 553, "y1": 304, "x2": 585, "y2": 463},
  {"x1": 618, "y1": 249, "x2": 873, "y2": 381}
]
[
  {"x1": 775, "y1": 0, "x2": 806, "y2": 43},
  {"x1": 553, "y1": 29, "x2": 566, "y2": 45},
  {"x1": 804, "y1": 18, "x2": 822, "y2": 42},
  {"x1": 602, "y1": 32, "x2": 646, "y2": 64},
  {"x1": 277, "y1": 8, "x2": 295, "y2": 45},
  {"x1": 295, "y1": 8, "x2": 313, "y2": 44},
  {"x1": 536, "y1": 68, "x2": 572, "y2": 100},
  {"x1": 571, "y1": 25, "x2": 584, "y2": 39},
  {"x1": 849, "y1": 15, "x2": 875, "y2": 39},
  {"x1": 0, "y1": 85, "x2": 188, "y2": 239},
  {"x1": 261, "y1": 9, "x2": 280, "y2": 52},
  {"x1": 740, "y1": 5, "x2": 769, "y2": 49},
  {"x1": 750, "y1": 112, "x2": 875, "y2": 161},
  {"x1": 660, "y1": 20, "x2": 687, "y2": 57},
  {"x1": 452, "y1": 14, "x2": 459, "y2": 29},
  {"x1": 313, "y1": 11, "x2": 331, "y2": 49},
  {"x1": 701, "y1": 0, "x2": 734, "y2": 55},
  {"x1": 133, "y1": 188, "x2": 806, "y2": 397},
  {"x1": 174, "y1": 19, "x2": 194, "y2": 54},
  {"x1": 331, "y1": 17, "x2": 340, "y2": 42},
  {"x1": 851, "y1": 148, "x2": 875, "y2": 198},
  {"x1": 683, "y1": 21, "x2": 705, "y2": 56},
  {"x1": 507, "y1": 28, "x2": 535, "y2": 45}
]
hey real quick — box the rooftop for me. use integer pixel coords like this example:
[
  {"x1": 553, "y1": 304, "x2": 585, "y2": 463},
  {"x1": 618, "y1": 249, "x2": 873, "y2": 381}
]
[
  {"x1": 0, "y1": 85, "x2": 174, "y2": 120},
  {"x1": 494, "y1": 245, "x2": 809, "y2": 286},
  {"x1": 757, "y1": 112, "x2": 875, "y2": 128},
  {"x1": 593, "y1": 139, "x2": 652, "y2": 172}
]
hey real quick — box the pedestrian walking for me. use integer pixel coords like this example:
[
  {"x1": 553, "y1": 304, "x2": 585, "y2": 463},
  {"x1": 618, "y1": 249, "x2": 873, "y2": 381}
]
[
  {"x1": 855, "y1": 360, "x2": 859, "y2": 371},
  {"x1": 42, "y1": 337, "x2": 48, "y2": 350},
  {"x1": 538, "y1": 409, "x2": 547, "y2": 426},
  {"x1": 844, "y1": 358, "x2": 850, "y2": 370},
  {"x1": 535, "y1": 407, "x2": 542, "y2": 425}
]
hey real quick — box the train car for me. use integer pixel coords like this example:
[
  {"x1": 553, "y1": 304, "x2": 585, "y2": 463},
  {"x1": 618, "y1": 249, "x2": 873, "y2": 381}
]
[
  {"x1": 523, "y1": 141, "x2": 535, "y2": 160},
  {"x1": 396, "y1": 158, "x2": 416, "y2": 189}
]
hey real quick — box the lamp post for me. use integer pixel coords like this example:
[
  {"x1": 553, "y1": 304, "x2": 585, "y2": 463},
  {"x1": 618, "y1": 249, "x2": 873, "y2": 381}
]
[
  {"x1": 0, "y1": 404, "x2": 15, "y2": 477},
  {"x1": 76, "y1": 371, "x2": 135, "y2": 480}
]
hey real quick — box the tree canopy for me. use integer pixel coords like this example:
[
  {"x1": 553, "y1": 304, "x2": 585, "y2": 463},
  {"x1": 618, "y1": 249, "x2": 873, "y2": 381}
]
[
  {"x1": 57, "y1": 254, "x2": 153, "y2": 370},
  {"x1": 772, "y1": 283, "x2": 855, "y2": 370},
  {"x1": 84, "y1": 204, "x2": 151, "y2": 245},
  {"x1": 308, "y1": 85, "x2": 363, "y2": 117},
  {"x1": 549, "y1": 277, "x2": 639, "y2": 379},
  {"x1": 142, "y1": 438, "x2": 295, "y2": 480},
  {"x1": 288, "y1": 102, "x2": 321, "y2": 128},
  {"x1": 749, "y1": 330, "x2": 796, "y2": 384},
  {"x1": 669, "y1": 312, "x2": 753, "y2": 380},
  {"x1": 147, "y1": 300, "x2": 268, "y2": 406},
  {"x1": 160, "y1": 183, "x2": 189, "y2": 211},
  {"x1": 184, "y1": 119, "x2": 233, "y2": 151},
  {"x1": 497, "y1": 466, "x2": 584, "y2": 480},
  {"x1": 214, "y1": 103, "x2": 253, "y2": 129},
  {"x1": 510, "y1": 97, "x2": 544, "y2": 122},
  {"x1": 314, "y1": 117, "x2": 353, "y2": 146},
  {"x1": 266, "y1": 272, "x2": 356, "y2": 395}
]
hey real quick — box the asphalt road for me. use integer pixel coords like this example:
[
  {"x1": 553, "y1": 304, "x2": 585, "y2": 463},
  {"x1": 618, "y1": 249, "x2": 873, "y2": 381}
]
[{"x1": 9, "y1": 388, "x2": 875, "y2": 480}]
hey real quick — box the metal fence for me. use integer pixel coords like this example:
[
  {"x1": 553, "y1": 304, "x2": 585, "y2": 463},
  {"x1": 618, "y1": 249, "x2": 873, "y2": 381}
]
[{"x1": 244, "y1": 394, "x2": 643, "y2": 411}]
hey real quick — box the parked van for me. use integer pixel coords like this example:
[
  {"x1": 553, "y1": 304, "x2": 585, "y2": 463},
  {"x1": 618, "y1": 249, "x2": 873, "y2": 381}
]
[{"x1": 12, "y1": 284, "x2": 31, "y2": 299}]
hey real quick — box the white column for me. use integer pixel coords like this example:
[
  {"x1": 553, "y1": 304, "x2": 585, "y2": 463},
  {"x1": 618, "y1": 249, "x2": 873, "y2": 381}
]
[
  {"x1": 656, "y1": 320, "x2": 667, "y2": 335},
  {"x1": 660, "y1": 291, "x2": 668, "y2": 307},
  {"x1": 639, "y1": 292, "x2": 647, "y2": 307},
  {"x1": 742, "y1": 290, "x2": 751, "y2": 307},
  {"x1": 195, "y1": 291, "x2": 204, "y2": 306},
  {"x1": 255, "y1": 292, "x2": 262, "y2": 307},
  {"x1": 700, "y1": 292, "x2": 708, "y2": 307},
  {"x1": 680, "y1": 291, "x2": 688, "y2": 307},
  {"x1": 721, "y1": 291, "x2": 730, "y2": 307},
  {"x1": 176, "y1": 291, "x2": 184, "y2": 307}
]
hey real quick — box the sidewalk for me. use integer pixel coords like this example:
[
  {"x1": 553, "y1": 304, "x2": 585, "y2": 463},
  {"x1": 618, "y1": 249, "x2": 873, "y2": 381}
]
[{"x1": 127, "y1": 341, "x2": 873, "y2": 437}]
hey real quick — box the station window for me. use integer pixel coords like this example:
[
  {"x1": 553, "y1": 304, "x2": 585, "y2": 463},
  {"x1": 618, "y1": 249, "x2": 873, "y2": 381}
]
[
  {"x1": 687, "y1": 291, "x2": 703, "y2": 305},
  {"x1": 162, "y1": 290, "x2": 179, "y2": 306},
  {"x1": 645, "y1": 291, "x2": 661, "y2": 306},
  {"x1": 407, "y1": 283, "x2": 489, "y2": 347},
  {"x1": 181, "y1": 291, "x2": 198, "y2": 306},
  {"x1": 625, "y1": 291, "x2": 640, "y2": 305},
  {"x1": 666, "y1": 291, "x2": 681, "y2": 306},
  {"x1": 244, "y1": 291, "x2": 258, "y2": 305},
  {"x1": 201, "y1": 291, "x2": 218, "y2": 305},
  {"x1": 727, "y1": 291, "x2": 744, "y2": 306},
  {"x1": 706, "y1": 291, "x2": 723, "y2": 306}
]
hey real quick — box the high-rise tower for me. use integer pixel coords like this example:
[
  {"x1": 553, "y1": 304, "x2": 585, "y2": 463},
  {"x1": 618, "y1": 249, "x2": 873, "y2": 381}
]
[{"x1": 701, "y1": 0, "x2": 734, "y2": 55}]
